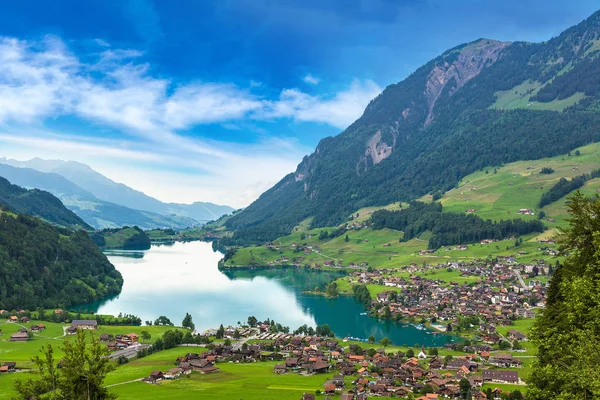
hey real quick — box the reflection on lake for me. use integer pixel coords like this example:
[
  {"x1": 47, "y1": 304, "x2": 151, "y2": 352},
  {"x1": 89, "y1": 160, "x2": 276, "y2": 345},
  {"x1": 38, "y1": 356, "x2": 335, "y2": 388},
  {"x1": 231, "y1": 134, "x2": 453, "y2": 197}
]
[{"x1": 77, "y1": 241, "x2": 455, "y2": 346}]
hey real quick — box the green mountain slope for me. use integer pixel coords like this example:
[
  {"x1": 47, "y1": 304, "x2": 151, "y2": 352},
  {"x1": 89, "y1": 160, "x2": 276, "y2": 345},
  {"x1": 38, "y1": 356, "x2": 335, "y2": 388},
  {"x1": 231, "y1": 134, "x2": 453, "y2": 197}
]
[
  {"x1": 0, "y1": 176, "x2": 91, "y2": 230},
  {"x1": 90, "y1": 226, "x2": 151, "y2": 250},
  {"x1": 0, "y1": 209, "x2": 123, "y2": 309},
  {"x1": 225, "y1": 10, "x2": 600, "y2": 245}
]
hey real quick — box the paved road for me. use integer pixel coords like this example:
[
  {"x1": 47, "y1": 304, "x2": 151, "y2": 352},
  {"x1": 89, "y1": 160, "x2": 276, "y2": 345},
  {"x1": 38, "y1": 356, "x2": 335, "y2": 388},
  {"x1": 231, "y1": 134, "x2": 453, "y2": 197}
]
[
  {"x1": 232, "y1": 334, "x2": 255, "y2": 351},
  {"x1": 108, "y1": 344, "x2": 150, "y2": 360},
  {"x1": 513, "y1": 269, "x2": 528, "y2": 291}
]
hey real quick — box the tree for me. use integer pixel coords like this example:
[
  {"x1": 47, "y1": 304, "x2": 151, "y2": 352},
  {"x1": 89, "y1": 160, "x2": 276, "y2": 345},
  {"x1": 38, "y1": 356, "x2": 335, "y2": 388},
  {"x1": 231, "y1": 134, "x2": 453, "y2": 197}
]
[
  {"x1": 368, "y1": 335, "x2": 375, "y2": 344},
  {"x1": 141, "y1": 331, "x2": 151, "y2": 343},
  {"x1": 507, "y1": 390, "x2": 524, "y2": 400},
  {"x1": 216, "y1": 324, "x2": 225, "y2": 339},
  {"x1": 345, "y1": 235, "x2": 349, "y2": 242},
  {"x1": 428, "y1": 348, "x2": 438, "y2": 356},
  {"x1": 315, "y1": 324, "x2": 332, "y2": 337},
  {"x1": 233, "y1": 330, "x2": 241, "y2": 339},
  {"x1": 15, "y1": 330, "x2": 116, "y2": 400},
  {"x1": 224, "y1": 338, "x2": 232, "y2": 346},
  {"x1": 529, "y1": 192, "x2": 600, "y2": 399},
  {"x1": 325, "y1": 282, "x2": 339, "y2": 297},
  {"x1": 367, "y1": 348, "x2": 377, "y2": 357},
  {"x1": 406, "y1": 349, "x2": 415, "y2": 358},
  {"x1": 182, "y1": 312, "x2": 195, "y2": 330},
  {"x1": 379, "y1": 337, "x2": 391, "y2": 349},
  {"x1": 154, "y1": 315, "x2": 173, "y2": 326},
  {"x1": 247, "y1": 316, "x2": 258, "y2": 327},
  {"x1": 459, "y1": 377, "x2": 472, "y2": 399}
]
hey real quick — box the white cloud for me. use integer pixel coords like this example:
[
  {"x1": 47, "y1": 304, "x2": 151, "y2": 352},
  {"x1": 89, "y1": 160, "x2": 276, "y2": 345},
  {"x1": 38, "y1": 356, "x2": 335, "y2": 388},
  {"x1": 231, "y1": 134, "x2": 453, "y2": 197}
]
[
  {"x1": 0, "y1": 34, "x2": 382, "y2": 206},
  {"x1": 261, "y1": 79, "x2": 381, "y2": 128},
  {"x1": 303, "y1": 74, "x2": 321, "y2": 85}
]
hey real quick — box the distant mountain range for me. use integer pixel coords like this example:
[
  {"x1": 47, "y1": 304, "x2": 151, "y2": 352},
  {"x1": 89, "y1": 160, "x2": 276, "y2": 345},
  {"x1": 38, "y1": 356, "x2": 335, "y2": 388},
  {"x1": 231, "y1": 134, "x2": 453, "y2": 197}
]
[
  {"x1": 0, "y1": 158, "x2": 234, "y2": 230},
  {"x1": 225, "y1": 10, "x2": 600, "y2": 245}
]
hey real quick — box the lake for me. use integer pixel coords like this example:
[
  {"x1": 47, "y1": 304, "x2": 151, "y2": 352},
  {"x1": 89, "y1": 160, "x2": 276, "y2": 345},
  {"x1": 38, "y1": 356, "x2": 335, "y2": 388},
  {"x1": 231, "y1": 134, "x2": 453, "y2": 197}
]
[{"x1": 77, "y1": 241, "x2": 455, "y2": 347}]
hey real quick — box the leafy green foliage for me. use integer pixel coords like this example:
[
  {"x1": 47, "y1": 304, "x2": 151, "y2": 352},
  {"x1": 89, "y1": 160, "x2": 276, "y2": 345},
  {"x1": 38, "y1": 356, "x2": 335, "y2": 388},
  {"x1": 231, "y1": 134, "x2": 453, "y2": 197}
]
[
  {"x1": 0, "y1": 176, "x2": 90, "y2": 229},
  {"x1": 0, "y1": 212, "x2": 122, "y2": 309},
  {"x1": 371, "y1": 201, "x2": 544, "y2": 249},
  {"x1": 353, "y1": 284, "x2": 372, "y2": 305},
  {"x1": 14, "y1": 330, "x2": 116, "y2": 400},
  {"x1": 529, "y1": 192, "x2": 600, "y2": 399},
  {"x1": 182, "y1": 312, "x2": 195, "y2": 330}
]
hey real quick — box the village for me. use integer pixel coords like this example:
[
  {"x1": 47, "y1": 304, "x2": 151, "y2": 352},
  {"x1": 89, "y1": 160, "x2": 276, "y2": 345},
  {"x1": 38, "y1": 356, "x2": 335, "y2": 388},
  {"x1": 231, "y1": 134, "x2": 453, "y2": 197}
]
[{"x1": 0, "y1": 254, "x2": 546, "y2": 400}]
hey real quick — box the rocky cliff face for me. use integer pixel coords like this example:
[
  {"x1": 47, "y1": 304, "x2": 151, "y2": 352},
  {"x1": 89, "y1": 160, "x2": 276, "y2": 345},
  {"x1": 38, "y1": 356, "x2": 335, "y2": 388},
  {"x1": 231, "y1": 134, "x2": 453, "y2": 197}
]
[{"x1": 423, "y1": 39, "x2": 510, "y2": 125}]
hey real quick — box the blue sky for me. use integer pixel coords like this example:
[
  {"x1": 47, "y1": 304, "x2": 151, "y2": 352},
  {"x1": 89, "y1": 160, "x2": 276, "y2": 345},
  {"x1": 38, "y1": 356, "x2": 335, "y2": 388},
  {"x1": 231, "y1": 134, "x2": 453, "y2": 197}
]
[{"x1": 0, "y1": 0, "x2": 597, "y2": 207}]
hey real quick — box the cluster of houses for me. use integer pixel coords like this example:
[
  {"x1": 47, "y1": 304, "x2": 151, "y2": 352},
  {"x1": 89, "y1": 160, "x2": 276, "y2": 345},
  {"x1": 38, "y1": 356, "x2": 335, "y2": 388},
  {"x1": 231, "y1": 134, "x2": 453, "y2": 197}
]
[
  {"x1": 142, "y1": 352, "x2": 220, "y2": 384},
  {"x1": 278, "y1": 336, "x2": 523, "y2": 399},
  {"x1": 347, "y1": 262, "x2": 546, "y2": 343}
]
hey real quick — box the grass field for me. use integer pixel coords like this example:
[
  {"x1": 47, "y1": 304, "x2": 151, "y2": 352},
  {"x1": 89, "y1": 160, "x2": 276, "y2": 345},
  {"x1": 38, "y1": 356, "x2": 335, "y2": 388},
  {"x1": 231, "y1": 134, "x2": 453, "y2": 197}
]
[
  {"x1": 109, "y1": 361, "x2": 343, "y2": 400},
  {"x1": 489, "y1": 78, "x2": 585, "y2": 111}
]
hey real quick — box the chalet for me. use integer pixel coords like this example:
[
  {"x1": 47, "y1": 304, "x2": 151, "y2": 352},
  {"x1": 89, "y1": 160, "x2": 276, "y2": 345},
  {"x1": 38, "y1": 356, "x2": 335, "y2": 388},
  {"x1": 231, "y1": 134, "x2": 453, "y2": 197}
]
[
  {"x1": 273, "y1": 364, "x2": 286, "y2": 374},
  {"x1": 507, "y1": 329, "x2": 527, "y2": 341},
  {"x1": 0, "y1": 366, "x2": 8, "y2": 373},
  {"x1": 3, "y1": 362, "x2": 16, "y2": 371},
  {"x1": 163, "y1": 368, "x2": 184, "y2": 379},
  {"x1": 482, "y1": 370, "x2": 519, "y2": 384},
  {"x1": 302, "y1": 394, "x2": 316, "y2": 400},
  {"x1": 20, "y1": 316, "x2": 30, "y2": 323},
  {"x1": 70, "y1": 320, "x2": 98, "y2": 330},
  {"x1": 7, "y1": 316, "x2": 17, "y2": 323},
  {"x1": 30, "y1": 324, "x2": 46, "y2": 332},
  {"x1": 149, "y1": 370, "x2": 164, "y2": 381},
  {"x1": 9, "y1": 332, "x2": 29, "y2": 342}
]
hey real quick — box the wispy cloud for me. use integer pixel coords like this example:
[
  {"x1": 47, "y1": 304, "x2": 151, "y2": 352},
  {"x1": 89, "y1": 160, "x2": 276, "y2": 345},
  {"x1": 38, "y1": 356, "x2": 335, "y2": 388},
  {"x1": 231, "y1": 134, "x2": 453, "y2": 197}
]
[
  {"x1": 0, "y1": 34, "x2": 380, "y2": 206},
  {"x1": 261, "y1": 79, "x2": 381, "y2": 128},
  {"x1": 303, "y1": 74, "x2": 321, "y2": 85}
]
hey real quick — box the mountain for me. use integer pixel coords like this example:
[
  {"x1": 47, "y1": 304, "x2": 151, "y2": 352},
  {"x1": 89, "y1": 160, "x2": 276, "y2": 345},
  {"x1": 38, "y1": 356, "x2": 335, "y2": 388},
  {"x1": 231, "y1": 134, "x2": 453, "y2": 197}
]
[
  {"x1": 0, "y1": 204, "x2": 123, "y2": 309},
  {"x1": 224, "y1": 10, "x2": 600, "y2": 245},
  {"x1": 0, "y1": 158, "x2": 234, "y2": 222},
  {"x1": 0, "y1": 164, "x2": 199, "y2": 230},
  {"x1": 0, "y1": 176, "x2": 91, "y2": 230}
]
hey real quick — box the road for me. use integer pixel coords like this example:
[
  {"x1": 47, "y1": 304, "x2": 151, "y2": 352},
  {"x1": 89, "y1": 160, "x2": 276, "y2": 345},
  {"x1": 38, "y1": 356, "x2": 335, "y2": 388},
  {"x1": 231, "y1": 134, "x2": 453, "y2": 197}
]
[
  {"x1": 108, "y1": 344, "x2": 150, "y2": 360},
  {"x1": 232, "y1": 334, "x2": 255, "y2": 351},
  {"x1": 513, "y1": 268, "x2": 528, "y2": 291}
]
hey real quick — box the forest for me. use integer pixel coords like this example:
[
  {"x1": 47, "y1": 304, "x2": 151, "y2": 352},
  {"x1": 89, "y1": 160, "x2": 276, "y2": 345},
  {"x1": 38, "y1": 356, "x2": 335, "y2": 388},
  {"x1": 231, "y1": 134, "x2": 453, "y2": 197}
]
[
  {"x1": 371, "y1": 202, "x2": 545, "y2": 249},
  {"x1": 0, "y1": 210, "x2": 123, "y2": 309}
]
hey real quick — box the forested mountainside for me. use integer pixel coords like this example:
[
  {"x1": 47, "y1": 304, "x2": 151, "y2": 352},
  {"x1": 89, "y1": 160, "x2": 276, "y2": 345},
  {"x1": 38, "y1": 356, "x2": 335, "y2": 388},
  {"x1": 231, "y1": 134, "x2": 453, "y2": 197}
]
[
  {"x1": 225, "y1": 10, "x2": 600, "y2": 245},
  {"x1": 90, "y1": 226, "x2": 152, "y2": 250},
  {"x1": 0, "y1": 176, "x2": 91, "y2": 230},
  {"x1": 0, "y1": 206, "x2": 123, "y2": 309},
  {"x1": 0, "y1": 164, "x2": 199, "y2": 230}
]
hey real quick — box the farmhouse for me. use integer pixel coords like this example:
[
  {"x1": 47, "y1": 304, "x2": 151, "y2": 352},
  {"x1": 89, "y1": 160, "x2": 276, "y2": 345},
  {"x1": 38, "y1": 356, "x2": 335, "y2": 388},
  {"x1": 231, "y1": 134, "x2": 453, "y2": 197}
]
[
  {"x1": 482, "y1": 370, "x2": 520, "y2": 384},
  {"x1": 70, "y1": 320, "x2": 98, "y2": 330},
  {"x1": 9, "y1": 332, "x2": 29, "y2": 342}
]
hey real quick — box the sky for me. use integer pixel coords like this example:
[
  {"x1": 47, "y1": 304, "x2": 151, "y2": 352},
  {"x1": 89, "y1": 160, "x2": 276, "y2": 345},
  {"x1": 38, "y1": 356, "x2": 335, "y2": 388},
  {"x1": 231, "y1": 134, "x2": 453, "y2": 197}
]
[{"x1": 0, "y1": 0, "x2": 597, "y2": 208}]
